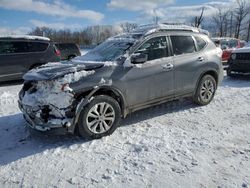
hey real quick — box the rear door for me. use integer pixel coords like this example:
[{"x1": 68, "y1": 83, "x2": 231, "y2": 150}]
[
  {"x1": 170, "y1": 35, "x2": 207, "y2": 96},
  {"x1": 121, "y1": 35, "x2": 174, "y2": 108},
  {"x1": 0, "y1": 40, "x2": 29, "y2": 81}
]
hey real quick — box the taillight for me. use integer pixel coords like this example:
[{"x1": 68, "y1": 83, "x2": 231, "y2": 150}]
[{"x1": 54, "y1": 45, "x2": 61, "y2": 57}]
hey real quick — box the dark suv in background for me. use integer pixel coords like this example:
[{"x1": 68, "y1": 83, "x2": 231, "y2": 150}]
[
  {"x1": 212, "y1": 37, "x2": 246, "y2": 64},
  {"x1": 55, "y1": 43, "x2": 81, "y2": 60},
  {"x1": 0, "y1": 35, "x2": 60, "y2": 82}
]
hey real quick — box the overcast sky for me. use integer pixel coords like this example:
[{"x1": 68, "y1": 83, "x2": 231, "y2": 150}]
[{"x1": 0, "y1": 0, "x2": 239, "y2": 35}]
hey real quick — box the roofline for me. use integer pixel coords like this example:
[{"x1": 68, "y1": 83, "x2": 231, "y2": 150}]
[{"x1": 0, "y1": 35, "x2": 50, "y2": 41}]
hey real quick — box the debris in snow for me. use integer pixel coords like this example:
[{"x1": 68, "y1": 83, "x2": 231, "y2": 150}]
[
  {"x1": 99, "y1": 78, "x2": 112, "y2": 85},
  {"x1": 99, "y1": 78, "x2": 106, "y2": 84}
]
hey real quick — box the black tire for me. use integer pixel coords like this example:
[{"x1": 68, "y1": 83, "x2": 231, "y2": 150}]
[
  {"x1": 29, "y1": 64, "x2": 43, "y2": 70},
  {"x1": 78, "y1": 95, "x2": 121, "y2": 139},
  {"x1": 193, "y1": 75, "x2": 217, "y2": 106},
  {"x1": 227, "y1": 69, "x2": 234, "y2": 77},
  {"x1": 68, "y1": 55, "x2": 76, "y2": 60}
]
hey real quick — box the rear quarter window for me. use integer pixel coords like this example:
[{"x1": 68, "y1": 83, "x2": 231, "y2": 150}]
[
  {"x1": 194, "y1": 36, "x2": 207, "y2": 51},
  {"x1": 170, "y1": 36, "x2": 196, "y2": 55},
  {"x1": 57, "y1": 43, "x2": 78, "y2": 50},
  {"x1": 27, "y1": 42, "x2": 49, "y2": 52}
]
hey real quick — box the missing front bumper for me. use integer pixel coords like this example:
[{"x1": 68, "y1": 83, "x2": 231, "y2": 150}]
[{"x1": 18, "y1": 100, "x2": 74, "y2": 132}]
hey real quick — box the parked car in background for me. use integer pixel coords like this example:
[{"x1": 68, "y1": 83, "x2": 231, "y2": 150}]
[
  {"x1": 227, "y1": 44, "x2": 250, "y2": 77},
  {"x1": 212, "y1": 37, "x2": 246, "y2": 64},
  {"x1": 0, "y1": 35, "x2": 61, "y2": 82},
  {"x1": 55, "y1": 43, "x2": 81, "y2": 60},
  {"x1": 19, "y1": 24, "x2": 223, "y2": 139}
]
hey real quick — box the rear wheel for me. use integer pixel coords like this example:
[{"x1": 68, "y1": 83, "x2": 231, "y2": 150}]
[
  {"x1": 193, "y1": 75, "x2": 217, "y2": 105},
  {"x1": 68, "y1": 55, "x2": 76, "y2": 60},
  {"x1": 78, "y1": 95, "x2": 121, "y2": 139}
]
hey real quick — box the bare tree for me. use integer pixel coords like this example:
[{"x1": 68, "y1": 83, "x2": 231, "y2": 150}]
[
  {"x1": 247, "y1": 20, "x2": 250, "y2": 42},
  {"x1": 234, "y1": 0, "x2": 249, "y2": 38},
  {"x1": 193, "y1": 7, "x2": 205, "y2": 28},
  {"x1": 120, "y1": 22, "x2": 138, "y2": 33},
  {"x1": 213, "y1": 8, "x2": 229, "y2": 37},
  {"x1": 29, "y1": 25, "x2": 123, "y2": 45},
  {"x1": 229, "y1": 11, "x2": 234, "y2": 37}
]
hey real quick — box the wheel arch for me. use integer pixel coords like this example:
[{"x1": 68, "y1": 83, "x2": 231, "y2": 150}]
[
  {"x1": 194, "y1": 70, "x2": 219, "y2": 95},
  {"x1": 76, "y1": 85, "x2": 127, "y2": 118},
  {"x1": 69, "y1": 85, "x2": 127, "y2": 134}
]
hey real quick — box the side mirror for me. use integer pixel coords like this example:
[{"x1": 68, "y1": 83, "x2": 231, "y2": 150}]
[{"x1": 131, "y1": 53, "x2": 148, "y2": 64}]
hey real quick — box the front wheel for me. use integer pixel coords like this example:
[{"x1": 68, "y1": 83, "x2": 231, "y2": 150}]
[
  {"x1": 78, "y1": 95, "x2": 121, "y2": 139},
  {"x1": 193, "y1": 75, "x2": 217, "y2": 105}
]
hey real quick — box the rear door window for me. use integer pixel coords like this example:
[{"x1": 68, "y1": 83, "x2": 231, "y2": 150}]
[
  {"x1": 27, "y1": 42, "x2": 48, "y2": 52},
  {"x1": 170, "y1": 36, "x2": 196, "y2": 55}
]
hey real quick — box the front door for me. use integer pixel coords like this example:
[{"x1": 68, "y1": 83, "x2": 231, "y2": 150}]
[{"x1": 121, "y1": 36, "x2": 174, "y2": 108}]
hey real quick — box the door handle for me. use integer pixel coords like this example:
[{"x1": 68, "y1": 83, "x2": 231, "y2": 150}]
[
  {"x1": 197, "y1": 57, "x2": 205, "y2": 61},
  {"x1": 162, "y1": 63, "x2": 174, "y2": 71}
]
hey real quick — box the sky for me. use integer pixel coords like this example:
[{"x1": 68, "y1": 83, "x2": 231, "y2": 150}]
[{"x1": 0, "y1": 0, "x2": 238, "y2": 35}]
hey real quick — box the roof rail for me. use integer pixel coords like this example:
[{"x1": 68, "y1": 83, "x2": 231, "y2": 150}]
[
  {"x1": 131, "y1": 23, "x2": 203, "y2": 37},
  {"x1": 0, "y1": 35, "x2": 50, "y2": 41}
]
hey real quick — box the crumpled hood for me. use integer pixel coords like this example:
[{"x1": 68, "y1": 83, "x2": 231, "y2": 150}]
[{"x1": 23, "y1": 61, "x2": 104, "y2": 81}]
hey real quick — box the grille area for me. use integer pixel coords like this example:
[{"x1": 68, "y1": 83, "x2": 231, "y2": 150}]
[{"x1": 235, "y1": 53, "x2": 250, "y2": 60}]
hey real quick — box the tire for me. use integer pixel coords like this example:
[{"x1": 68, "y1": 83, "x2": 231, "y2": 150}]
[
  {"x1": 29, "y1": 64, "x2": 42, "y2": 70},
  {"x1": 78, "y1": 95, "x2": 121, "y2": 139},
  {"x1": 68, "y1": 55, "x2": 76, "y2": 60},
  {"x1": 193, "y1": 75, "x2": 217, "y2": 106},
  {"x1": 227, "y1": 69, "x2": 234, "y2": 77}
]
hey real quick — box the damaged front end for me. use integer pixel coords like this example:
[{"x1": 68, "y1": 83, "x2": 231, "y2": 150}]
[
  {"x1": 19, "y1": 80, "x2": 78, "y2": 133},
  {"x1": 18, "y1": 62, "x2": 99, "y2": 133}
]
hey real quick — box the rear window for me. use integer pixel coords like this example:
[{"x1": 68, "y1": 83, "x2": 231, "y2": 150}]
[
  {"x1": 57, "y1": 43, "x2": 78, "y2": 50},
  {"x1": 221, "y1": 39, "x2": 238, "y2": 48},
  {"x1": 27, "y1": 42, "x2": 48, "y2": 52},
  {"x1": 0, "y1": 41, "x2": 48, "y2": 54},
  {"x1": 170, "y1": 36, "x2": 196, "y2": 55},
  {"x1": 194, "y1": 36, "x2": 207, "y2": 51}
]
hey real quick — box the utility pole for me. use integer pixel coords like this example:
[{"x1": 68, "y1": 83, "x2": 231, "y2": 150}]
[{"x1": 247, "y1": 20, "x2": 250, "y2": 42}]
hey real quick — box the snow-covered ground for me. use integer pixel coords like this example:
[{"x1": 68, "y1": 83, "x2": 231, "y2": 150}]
[
  {"x1": 0, "y1": 75, "x2": 249, "y2": 188},
  {"x1": 80, "y1": 49, "x2": 90, "y2": 56}
]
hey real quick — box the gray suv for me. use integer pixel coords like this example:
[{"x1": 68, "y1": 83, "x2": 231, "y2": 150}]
[
  {"x1": 0, "y1": 35, "x2": 60, "y2": 82},
  {"x1": 18, "y1": 24, "x2": 223, "y2": 139}
]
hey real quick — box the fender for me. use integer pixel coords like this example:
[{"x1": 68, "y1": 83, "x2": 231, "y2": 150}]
[
  {"x1": 68, "y1": 85, "x2": 127, "y2": 133},
  {"x1": 193, "y1": 69, "x2": 219, "y2": 96}
]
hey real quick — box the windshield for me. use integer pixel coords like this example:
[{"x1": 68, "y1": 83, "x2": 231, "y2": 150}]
[
  {"x1": 81, "y1": 40, "x2": 134, "y2": 61},
  {"x1": 221, "y1": 39, "x2": 238, "y2": 48}
]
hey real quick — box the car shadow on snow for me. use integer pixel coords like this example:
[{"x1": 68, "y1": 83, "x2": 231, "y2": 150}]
[
  {"x1": 121, "y1": 98, "x2": 197, "y2": 126},
  {"x1": 221, "y1": 75, "x2": 250, "y2": 88},
  {"x1": 0, "y1": 98, "x2": 201, "y2": 166},
  {"x1": 0, "y1": 80, "x2": 23, "y2": 87},
  {"x1": 0, "y1": 113, "x2": 90, "y2": 166}
]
